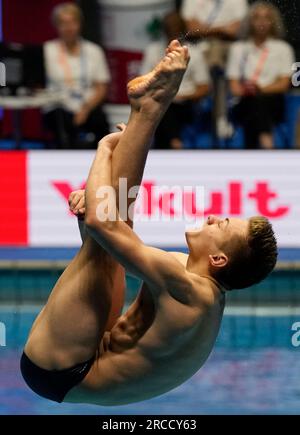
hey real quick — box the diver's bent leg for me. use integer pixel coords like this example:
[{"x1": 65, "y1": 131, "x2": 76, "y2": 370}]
[{"x1": 24, "y1": 234, "x2": 125, "y2": 371}]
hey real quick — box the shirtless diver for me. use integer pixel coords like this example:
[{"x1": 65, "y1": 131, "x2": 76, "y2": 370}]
[{"x1": 21, "y1": 40, "x2": 277, "y2": 405}]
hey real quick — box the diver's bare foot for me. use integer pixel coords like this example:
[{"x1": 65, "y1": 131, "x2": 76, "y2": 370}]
[{"x1": 128, "y1": 40, "x2": 190, "y2": 113}]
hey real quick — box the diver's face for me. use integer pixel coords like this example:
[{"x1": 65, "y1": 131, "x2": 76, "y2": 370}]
[
  {"x1": 186, "y1": 215, "x2": 249, "y2": 257},
  {"x1": 251, "y1": 7, "x2": 273, "y2": 39}
]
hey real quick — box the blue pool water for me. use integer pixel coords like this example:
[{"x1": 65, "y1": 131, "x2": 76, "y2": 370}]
[{"x1": 0, "y1": 307, "x2": 299, "y2": 415}]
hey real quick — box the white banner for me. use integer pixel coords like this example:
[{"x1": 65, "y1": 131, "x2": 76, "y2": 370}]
[
  {"x1": 99, "y1": 0, "x2": 173, "y2": 51},
  {"x1": 28, "y1": 151, "x2": 300, "y2": 248}
]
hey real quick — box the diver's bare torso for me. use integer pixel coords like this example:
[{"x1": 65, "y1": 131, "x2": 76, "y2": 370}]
[{"x1": 65, "y1": 253, "x2": 225, "y2": 406}]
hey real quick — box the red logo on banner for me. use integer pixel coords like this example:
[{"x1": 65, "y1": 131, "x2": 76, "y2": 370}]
[
  {"x1": 51, "y1": 180, "x2": 290, "y2": 219},
  {"x1": 141, "y1": 181, "x2": 289, "y2": 218}
]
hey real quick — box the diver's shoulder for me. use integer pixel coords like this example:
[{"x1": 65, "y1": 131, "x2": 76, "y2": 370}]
[
  {"x1": 191, "y1": 275, "x2": 224, "y2": 310},
  {"x1": 169, "y1": 251, "x2": 189, "y2": 267}
]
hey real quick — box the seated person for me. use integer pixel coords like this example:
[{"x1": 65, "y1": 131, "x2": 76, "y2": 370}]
[
  {"x1": 181, "y1": 0, "x2": 248, "y2": 140},
  {"x1": 140, "y1": 12, "x2": 210, "y2": 149},
  {"x1": 44, "y1": 2, "x2": 111, "y2": 149},
  {"x1": 181, "y1": 0, "x2": 248, "y2": 49},
  {"x1": 227, "y1": 1, "x2": 295, "y2": 149}
]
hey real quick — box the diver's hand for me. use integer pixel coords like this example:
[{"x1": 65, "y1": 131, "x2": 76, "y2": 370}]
[{"x1": 69, "y1": 189, "x2": 86, "y2": 218}]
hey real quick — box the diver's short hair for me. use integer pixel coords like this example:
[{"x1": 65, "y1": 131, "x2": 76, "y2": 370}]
[{"x1": 215, "y1": 216, "x2": 278, "y2": 290}]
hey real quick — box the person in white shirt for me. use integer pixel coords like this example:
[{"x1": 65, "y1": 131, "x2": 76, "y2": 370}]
[
  {"x1": 44, "y1": 3, "x2": 111, "y2": 149},
  {"x1": 141, "y1": 12, "x2": 210, "y2": 149},
  {"x1": 227, "y1": 1, "x2": 295, "y2": 149},
  {"x1": 181, "y1": 0, "x2": 248, "y2": 144},
  {"x1": 182, "y1": 0, "x2": 248, "y2": 47}
]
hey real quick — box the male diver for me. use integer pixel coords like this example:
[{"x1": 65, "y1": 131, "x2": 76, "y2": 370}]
[{"x1": 21, "y1": 41, "x2": 277, "y2": 405}]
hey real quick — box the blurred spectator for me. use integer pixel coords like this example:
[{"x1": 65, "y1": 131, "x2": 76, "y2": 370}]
[
  {"x1": 141, "y1": 12, "x2": 210, "y2": 149},
  {"x1": 181, "y1": 0, "x2": 248, "y2": 142},
  {"x1": 227, "y1": 1, "x2": 295, "y2": 149},
  {"x1": 182, "y1": 0, "x2": 248, "y2": 46},
  {"x1": 44, "y1": 3, "x2": 110, "y2": 149}
]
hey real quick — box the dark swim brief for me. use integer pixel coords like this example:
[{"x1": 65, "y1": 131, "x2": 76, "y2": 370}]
[{"x1": 20, "y1": 352, "x2": 94, "y2": 403}]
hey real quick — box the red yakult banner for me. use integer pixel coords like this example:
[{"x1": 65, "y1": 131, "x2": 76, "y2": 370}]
[{"x1": 0, "y1": 151, "x2": 298, "y2": 248}]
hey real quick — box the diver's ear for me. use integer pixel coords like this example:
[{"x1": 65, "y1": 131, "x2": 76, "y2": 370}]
[{"x1": 209, "y1": 253, "x2": 228, "y2": 268}]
